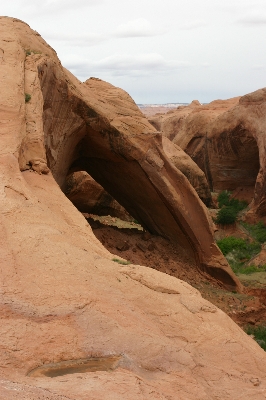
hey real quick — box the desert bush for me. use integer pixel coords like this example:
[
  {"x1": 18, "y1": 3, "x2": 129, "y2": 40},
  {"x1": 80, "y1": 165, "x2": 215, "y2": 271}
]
[
  {"x1": 216, "y1": 206, "x2": 238, "y2": 225},
  {"x1": 216, "y1": 191, "x2": 248, "y2": 225},
  {"x1": 242, "y1": 221, "x2": 266, "y2": 243},
  {"x1": 112, "y1": 258, "x2": 131, "y2": 265},
  {"x1": 218, "y1": 190, "x2": 248, "y2": 211},
  {"x1": 217, "y1": 190, "x2": 231, "y2": 207},
  {"x1": 217, "y1": 236, "x2": 261, "y2": 274},
  {"x1": 234, "y1": 264, "x2": 266, "y2": 275},
  {"x1": 245, "y1": 325, "x2": 266, "y2": 351},
  {"x1": 25, "y1": 93, "x2": 31, "y2": 103},
  {"x1": 217, "y1": 236, "x2": 246, "y2": 255},
  {"x1": 217, "y1": 236, "x2": 260, "y2": 259}
]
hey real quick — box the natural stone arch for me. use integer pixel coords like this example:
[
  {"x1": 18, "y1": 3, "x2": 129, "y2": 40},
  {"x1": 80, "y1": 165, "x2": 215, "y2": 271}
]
[{"x1": 24, "y1": 60, "x2": 240, "y2": 290}]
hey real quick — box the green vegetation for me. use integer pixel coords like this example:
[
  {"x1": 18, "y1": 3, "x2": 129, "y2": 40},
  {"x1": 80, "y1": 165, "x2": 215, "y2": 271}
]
[
  {"x1": 217, "y1": 236, "x2": 262, "y2": 274},
  {"x1": 216, "y1": 207, "x2": 238, "y2": 225},
  {"x1": 25, "y1": 93, "x2": 31, "y2": 103},
  {"x1": 217, "y1": 190, "x2": 248, "y2": 211},
  {"x1": 25, "y1": 49, "x2": 42, "y2": 56},
  {"x1": 242, "y1": 221, "x2": 266, "y2": 243},
  {"x1": 236, "y1": 264, "x2": 266, "y2": 275},
  {"x1": 216, "y1": 191, "x2": 248, "y2": 225},
  {"x1": 245, "y1": 325, "x2": 266, "y2": 351},
  {"x1": 217, "y1": 190, "x2": 231, "y2": 207},
  {"x1": 112, "y1": 258, "x2": 131, "y2": 265}
]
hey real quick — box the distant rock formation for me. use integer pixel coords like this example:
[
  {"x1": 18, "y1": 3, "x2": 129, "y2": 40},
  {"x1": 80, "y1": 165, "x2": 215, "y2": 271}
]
[{"x1": 149, "y1": 95, "x2": 266, "y2": 219}]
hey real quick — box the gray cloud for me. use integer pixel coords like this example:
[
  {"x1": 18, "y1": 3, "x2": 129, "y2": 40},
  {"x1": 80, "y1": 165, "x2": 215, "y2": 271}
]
[
  {"x1": 42, "y1": 32, "x2": 106, "y2": 47},
  {"x1": 237, "y1": 11, "x2": 266, "y2": 25},
  {"x1": 19, "y1": 0, "x2": 103, "y2": 16},
  {"x1": 179, "y1": 20, "x2": 208, "y2": 30},
  {"x1": 64, "y1": 53, "x2": 191, "y2": 79},
  {"x1": 113, "y1": 18, "x2": 164, "y2": 38}
]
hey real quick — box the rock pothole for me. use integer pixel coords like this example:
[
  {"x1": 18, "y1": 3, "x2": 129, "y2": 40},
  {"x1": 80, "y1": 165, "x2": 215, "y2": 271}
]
[{"x1": 28, "y1": 356, "x2": 122, "y2": 378}]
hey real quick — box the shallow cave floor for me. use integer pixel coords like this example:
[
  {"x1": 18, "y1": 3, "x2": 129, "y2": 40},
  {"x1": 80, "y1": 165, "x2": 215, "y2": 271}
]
[{"x1": 86, "y1": 214, "x2": 266, "y2": 330}]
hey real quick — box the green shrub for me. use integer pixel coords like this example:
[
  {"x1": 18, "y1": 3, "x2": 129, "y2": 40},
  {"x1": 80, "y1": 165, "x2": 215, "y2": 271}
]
[
  {"x1": 217, "y1": 236, "x2": 261, "y2": 274},
  {"x1": 216, "y1": 206, "x2": 238, "y2": 225},
  {"x1": 112, "y1": 258, "x2": 130, "y2": 265},
  {"x1": 25, "y1": 93, "x2": 31, "y2": 103},
  {"x1": 217, "y1": 236, "x2": 260, "y2": 259},
  {"x1": 245, "y1": 325, "x2": 266, "y2": 351},
  {"x1": 216, "y1": 191, "x2": 248, "y2": 225},
  {"x1": 218, "y1": 190, "x2": 231, "y2": 207},
  {"x1": 235, "y1": 264, "x2": 266, "y2": 275},
  {"x1": 242, "y1": 221, "x2": 266, "y2": 243},
  {"x1": 217, "y1": 236, "x2": 247, "y2": 256},
  {"x1": 25, "y1": 49, "x2": 41, "y2": 56}
]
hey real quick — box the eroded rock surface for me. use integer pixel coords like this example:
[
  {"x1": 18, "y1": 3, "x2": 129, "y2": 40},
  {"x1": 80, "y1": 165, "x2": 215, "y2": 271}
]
[
  {"x1": 150, "y1": 95, "x2": 266, "y2": 220},
  {"x1": 1, "y1": 17, "x2": 265, "y2": 400},
  {"x1": 65, "y1": 171, "x2": 132, "y2": 221},
  {"x1": 0, "y1": 16, "x2": 238, "y2": 289},
  {"x1": 162, "y1": 136, "x2": 212, "y2": 206}
]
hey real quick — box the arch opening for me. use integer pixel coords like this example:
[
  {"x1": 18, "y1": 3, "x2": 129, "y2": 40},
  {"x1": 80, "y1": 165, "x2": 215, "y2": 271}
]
[{"x1": 37, "y1": 61, "x2": 241, "y2": 290}]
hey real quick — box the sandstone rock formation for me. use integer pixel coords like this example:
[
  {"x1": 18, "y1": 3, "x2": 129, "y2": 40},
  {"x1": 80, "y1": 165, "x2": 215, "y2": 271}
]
[
  {"x1": 0, "y1": 16, "x2": 237, "y2": 289},
  {"x1": 149, "y1": 95, "x2": 266, "y2": 220},
  {"x1": 1, "y1": 17, "x2": 266, "y2": 399},
  {"x1": 65, "y1": 171, "x2": 132, "y2": 220},
  {"x1": 162, "y1": 136, "x2": 212, "y2": 206}
]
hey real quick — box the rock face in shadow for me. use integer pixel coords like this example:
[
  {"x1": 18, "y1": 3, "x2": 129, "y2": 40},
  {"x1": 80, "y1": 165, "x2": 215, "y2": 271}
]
[
  {"x1": 149, "y1": 95, "x2": 266, "y2": 219},
  {"x1": 162, "y1": 136, "x2": 212, "y2": 206},
  {"x1": 65, "y1": 171, "x2": 133, "y2": 220},
  {"x1": 3, "y1": 17, "x2": 266, "y2": 400}
]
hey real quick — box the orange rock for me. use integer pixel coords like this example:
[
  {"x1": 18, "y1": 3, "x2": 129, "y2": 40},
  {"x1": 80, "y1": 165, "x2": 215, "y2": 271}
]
[
  {"x1": 65, "y1": 171, "x2": 132, "y2": 221},
  {"x1": 1, "y1": 17, "x2": 266, "y2": 400},
  {"x1": 0, "y1": 16, "x2": 236, "y2": 289},
  {"x1": 150, "y1": 93, "x2": 266, "y2": 221}
]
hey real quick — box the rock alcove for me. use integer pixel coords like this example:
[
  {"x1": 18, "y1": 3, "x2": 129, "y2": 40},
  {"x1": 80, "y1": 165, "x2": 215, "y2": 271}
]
[{"x1": 20, "y1": 61, "x2": 239, "y2": 291}]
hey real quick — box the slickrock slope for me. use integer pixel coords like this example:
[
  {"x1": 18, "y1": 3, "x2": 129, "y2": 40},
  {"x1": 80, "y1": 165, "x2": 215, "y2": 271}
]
[
  {"x1": 149, "y1": 95, "x2": 266, "y2": 219},
  {"x1": 1, "y1": 17, "x2": 266, "y2": 399}
]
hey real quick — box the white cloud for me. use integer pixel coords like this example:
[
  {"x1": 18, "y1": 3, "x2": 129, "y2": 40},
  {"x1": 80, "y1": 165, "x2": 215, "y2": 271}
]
[
  {"x1": 19, "y1": 0, "x2": 103, "y2": 16},
  {"x1": 42, "y1": 32, "x2": 106, "y2": 47},
  {"x1": 114, "y1": 18, "x2": 164, "y2": 38},
  {"x1": 237, "y1": 11, "x2": 266, "y2": 25},
  {"x1": 64, "y1": 53, "x2": 191, "y2": 79},
  {"x1": 179, "y1": 19, "x2": 208, "y2": 30},
  {"x1": 251, "y1": 64, "x2": 266, "y2": 70}
]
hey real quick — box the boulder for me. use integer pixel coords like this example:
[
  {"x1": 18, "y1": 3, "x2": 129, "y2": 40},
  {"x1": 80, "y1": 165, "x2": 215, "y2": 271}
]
[{"x1": 65, "y1": 171, "x2": 132, "y2": 221}]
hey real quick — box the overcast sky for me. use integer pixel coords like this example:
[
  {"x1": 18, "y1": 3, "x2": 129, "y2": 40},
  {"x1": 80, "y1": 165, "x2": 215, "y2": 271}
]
[{"x1": 2, "y1": 0, "x2": 266, "y2": 103}]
